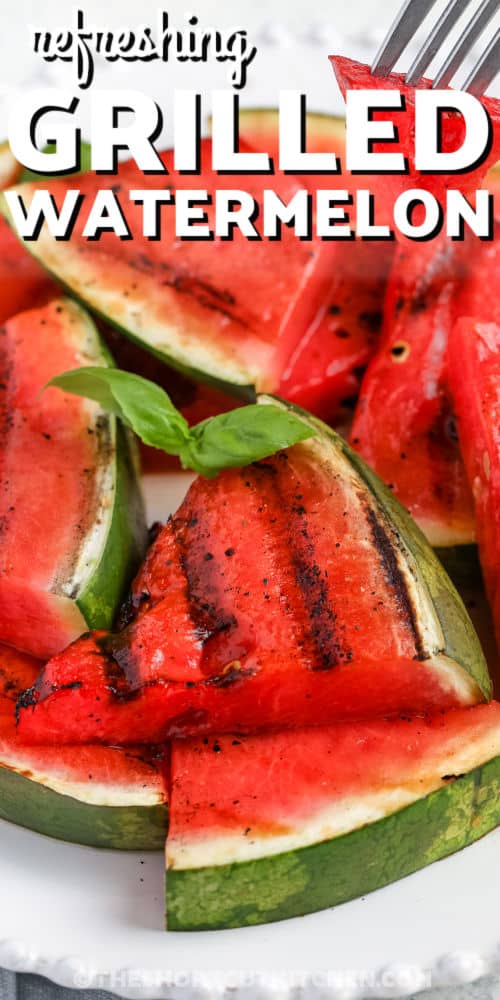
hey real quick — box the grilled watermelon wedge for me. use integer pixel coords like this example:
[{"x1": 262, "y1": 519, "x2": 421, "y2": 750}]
[
  {"x1": 0, "y1": 297, "x2": 146, "y2": 658},
  {"x1": 0, "y1": 643, "x2": 167, "y2": 849},
  {"x1": 166, "y1": 702, "x2": 500, "y2": 929},
  {"x1": 236, "y1": 107, "x2": 393, "y2": 424},
  {"x1": 16, "y1": 396, "x2": 490, "y2": 746},
  {"x1": 1, "y1": 140, "x2": 334, "y2": 396},
  {"x1": 329, "y1": 56, "x2": 500, "y2": 228}
]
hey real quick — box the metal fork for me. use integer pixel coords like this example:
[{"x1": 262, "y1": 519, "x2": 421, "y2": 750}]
[{"x1": 372, "y1": 0, "x2": 500, "y2": 95}]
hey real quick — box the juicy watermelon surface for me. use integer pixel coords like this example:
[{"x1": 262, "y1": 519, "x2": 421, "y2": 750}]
[{"x1": 168, "y1": 702, "x2": 500, "y2": 860}]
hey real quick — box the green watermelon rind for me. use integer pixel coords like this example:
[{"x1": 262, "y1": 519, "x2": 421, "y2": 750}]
[
  {"x1": 259, "y1": 395, "x2": 491, "y2": 702},
  {"x1": 166, "y1": 754, "x2": 500, "y2": 930},
  {"x1": 37, "y1": 299, "x2": 147, "y2": 634},
  {"x1": 76, "y1": 421, "x2": 146, "y2": 630},
  {"x1": 0, "y1": 758, "x2": 167, "y2": 850}
]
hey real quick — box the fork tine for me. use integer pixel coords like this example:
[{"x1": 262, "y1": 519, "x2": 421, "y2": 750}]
[
  {"x1": 433, "y1": 0, "x2": 500, "y2": 87},
  {"x1": 463, "y1": 25, "x2": 500, "y2": 94},
  {"x1": 405, "y1": 0, "x2": 476, "y2": 84},
  {"x1": 371, "y1": 0, "x2": 440, "y2": 76}
]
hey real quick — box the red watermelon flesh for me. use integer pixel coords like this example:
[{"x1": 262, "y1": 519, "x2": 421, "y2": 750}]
[
  {"x1": 16, "y1": 434, "x2": 484, "y2": 746},
  {"x1": 349, "y1": 233, "x2": 500, "y2": 545},
  {"x1": 448, "y1": 318, "x2": 500, "y2": 639},
  {"x1": 168, "y1": 702, "x2": 500, "y2": 861},
  {"x1": 351, "y1": 229, "x2": 500, "y2": 544},
  {"x1": 5, "y1": 140, "x2": 335, "y2": 395},
  {"x1": 237, "y1": 109, "x2": 393, "y2": 424},
  {"x1": 330, "y1": 56, "x2": 500, "y2": 229},
  {"x1": 0, "y1": 217, "x2": 56, "y2": 324},
  {"x1": 278, "y1": 240, "x2": 393, "y2": 423},
  {"x1": 0, "y1": 299, "x2": 114, "y2": 657}
]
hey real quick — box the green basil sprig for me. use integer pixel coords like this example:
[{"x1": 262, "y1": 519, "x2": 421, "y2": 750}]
[{"x1": 47, "y1": 368, "x2": 315, "y2": 477}]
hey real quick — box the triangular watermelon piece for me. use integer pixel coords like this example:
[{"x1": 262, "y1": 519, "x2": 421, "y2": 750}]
[
  {"x1": 330, "y1": 56, "x2": 500, "y2": 227},
  {"x1": 166, "y1": 701, "x2": 500, "y2": 929},
  {"x1": 16, "y1": 398, "x2": 489, "y2": 746}
]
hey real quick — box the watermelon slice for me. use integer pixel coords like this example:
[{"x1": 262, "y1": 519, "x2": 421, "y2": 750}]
[
  {"x1": 166, "y1": 702, "x2": 500, "y2": 929},
  {"x1": 1, "y1": 140, "x2": 334, "y2": 396},
  {"x1": 448, "y1": 318, "x2": 500, "y2": 644},
  {"x1": 0, "y1": 297, "x2": 146, "y2": 658},
  {"x1": 236, "y1": 107, "x2": 393, "y2": 424},
  {"x1": 330, "y1": 56, "x2": 500, "y2": 228},
  {"x1": 0, "y1": 643, "x2": 167, "y2": 849},
  {"x1": 350, "y1": 236, "x2": 475, "y2": 546},
  {"x1": 0, "y1": 141, "x2": 21, "y2": 191},
  {"x1": 16, "y1": 397, "x2": 490, "y2": 745},
  {"x1": 350, "y1": 230, "x2": 500, "y2": 547}
]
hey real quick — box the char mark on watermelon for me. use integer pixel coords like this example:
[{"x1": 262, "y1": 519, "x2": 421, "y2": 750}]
[
  {"x1": 15, "y1": 399, "x2": 489, "y2": 746},
  {"x1": 0, "y1": 642, "x2": 168, "y2": 849}
]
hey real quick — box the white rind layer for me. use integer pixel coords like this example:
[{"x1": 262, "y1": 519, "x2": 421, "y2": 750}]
[{"x1": 167, "y1": 726, "x2": 500, "y2": 870}]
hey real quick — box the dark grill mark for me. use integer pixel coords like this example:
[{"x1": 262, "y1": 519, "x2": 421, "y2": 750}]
[
  {"x1": 96, "y1": 633, "x2": 143, "y2": 700},
  {"x1": 128, "y1": 256, "x2": 247, "y2": 329},
  {"x1": 172, "y1": 515, "x2": 238, "y2": 650},
  {"x1": 250, "y1": 464, "x2": 352, "y2": 670},
  {"x1": 365, "y1": 506, "x2": 427, "y2": 661}
]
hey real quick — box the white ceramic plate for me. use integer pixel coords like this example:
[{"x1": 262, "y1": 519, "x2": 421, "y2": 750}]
[{"x1": 0, "y1": 474, "x2": 499, "y2": 1000}]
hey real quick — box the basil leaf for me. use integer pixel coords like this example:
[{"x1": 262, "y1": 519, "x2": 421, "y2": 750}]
[
  {"x1": 48, "y1": 367, "x2": 190, "y2": 452},
  {"x1": 48, "y1": 367, "x2": 316, "y2": 476},
  {"x1": 181, "y1": 404, "x2": 315, "y2": 476}
]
